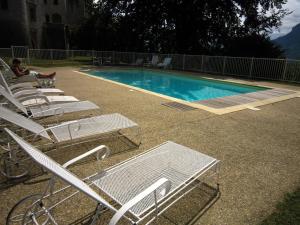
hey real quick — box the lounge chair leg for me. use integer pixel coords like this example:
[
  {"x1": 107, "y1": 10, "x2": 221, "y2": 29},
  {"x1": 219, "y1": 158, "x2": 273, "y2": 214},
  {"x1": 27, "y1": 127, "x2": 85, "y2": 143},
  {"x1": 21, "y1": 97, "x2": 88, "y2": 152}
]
[
  {"x1": 89, "y1": 203, "x2": 103, "y2": 225},
  {"x1": 0, "y1": 152, "x2": 29, "y2": 179},
  {"x1": 6, "y1": 194, "x2": 54, "y2": 225}
]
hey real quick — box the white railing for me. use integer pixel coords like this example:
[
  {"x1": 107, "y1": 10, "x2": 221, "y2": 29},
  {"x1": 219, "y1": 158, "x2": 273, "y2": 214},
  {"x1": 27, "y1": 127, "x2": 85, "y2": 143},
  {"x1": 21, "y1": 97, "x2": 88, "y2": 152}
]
[{"x1": 0, "y1": 47, "x2": 299, "y2": 83}]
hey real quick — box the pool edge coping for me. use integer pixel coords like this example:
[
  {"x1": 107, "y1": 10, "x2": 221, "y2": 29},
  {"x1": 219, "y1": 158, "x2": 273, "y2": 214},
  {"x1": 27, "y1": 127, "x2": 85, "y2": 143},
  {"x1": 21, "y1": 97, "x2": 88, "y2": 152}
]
[{"x1": 74, "y1": 70, "x2": 300, "y2": 115}]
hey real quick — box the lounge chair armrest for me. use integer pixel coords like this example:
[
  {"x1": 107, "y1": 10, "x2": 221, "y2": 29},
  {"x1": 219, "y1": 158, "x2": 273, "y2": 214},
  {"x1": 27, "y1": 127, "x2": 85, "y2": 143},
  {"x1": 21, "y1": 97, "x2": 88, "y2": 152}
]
[
  {"x1": 9, "y1": 82, "x2": 33, "y2": 91},
  {"x1": 63, "y1": 145, "x2": 110, "y2": 168},
  {"x1": 11, "y1": 87, "x2": 36, "y2": 93},
  {"x1": 109, "y1": 178, "x2": 171, "y2": 225},
  {"x1": 47, "y1": 120, "x2": 79, "y2": 130},
  {"x1": 29, "y1": 107, "x2": 64, "y2": 118},
  {"x1": 18, "y1": 94, "x2": 50, "y2": 104},
  {"x1": 13, "y1": 89, "x2": 41, "y2": 98},
  {"x1": 33, "y1": 120, "x2": 82, "y2": 142},
  {"x1": 34, "y1": 120, "x2": 79, "y2": 138}
]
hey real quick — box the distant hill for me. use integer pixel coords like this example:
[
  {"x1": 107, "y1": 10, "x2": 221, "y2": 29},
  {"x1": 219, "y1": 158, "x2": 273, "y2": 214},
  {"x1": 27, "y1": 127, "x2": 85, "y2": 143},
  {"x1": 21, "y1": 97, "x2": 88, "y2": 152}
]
[{"x1": 274, "y1": 23, "x2": 300, "y2": 59}]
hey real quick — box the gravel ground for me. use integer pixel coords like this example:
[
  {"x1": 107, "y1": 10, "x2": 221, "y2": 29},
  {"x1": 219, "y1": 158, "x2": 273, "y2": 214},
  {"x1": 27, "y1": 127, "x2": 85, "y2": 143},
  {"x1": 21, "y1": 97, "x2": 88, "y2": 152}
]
[{"x1": 0, "y1": 67, "x2": 299, "y2": 225}]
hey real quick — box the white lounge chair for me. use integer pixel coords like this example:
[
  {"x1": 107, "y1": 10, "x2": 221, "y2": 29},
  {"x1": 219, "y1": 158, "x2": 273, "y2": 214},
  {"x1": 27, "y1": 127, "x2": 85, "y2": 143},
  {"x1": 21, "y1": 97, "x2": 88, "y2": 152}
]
[
  {"x1": 157, "y1": 57, "x2": 172, "y2": 69},
  {"x1": 5, "y1": 128, "x2": 220, "y2": 225},
  {"x1": 0, "y1": 106, "x2": 139, "y2": 146},
  {"x1": 0, "y1": 85, "x2": 99, "y2": 119},
  {"x1": 132, "y1": 58, "x2": 143, "y2": 66},
  {"x1": 1, "y1": 73, "x2": 79, "y2": 107},
  {"x1": 145, "y1": 55, "x2": 159, "y2": 67},
  {"x1": 0, "y1": 106, "x2": 140, "y2": 178},
  {"x1": 0, "y1": 57, "x2": 55, "y2": 87},
  {"x1": 0, "y1": 57, "x2": 36, "y2": 83},
  {"x1": 0, "y1": 71, "x2": 64, "y2": 97}
]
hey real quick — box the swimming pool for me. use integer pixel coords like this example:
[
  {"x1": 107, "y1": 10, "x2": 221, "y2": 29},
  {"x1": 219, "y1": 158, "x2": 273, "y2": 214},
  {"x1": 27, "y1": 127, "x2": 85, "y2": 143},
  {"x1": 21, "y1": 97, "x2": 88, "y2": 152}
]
[{"x1": 88, "y1": 70, "x2": 268, "y2": 102}]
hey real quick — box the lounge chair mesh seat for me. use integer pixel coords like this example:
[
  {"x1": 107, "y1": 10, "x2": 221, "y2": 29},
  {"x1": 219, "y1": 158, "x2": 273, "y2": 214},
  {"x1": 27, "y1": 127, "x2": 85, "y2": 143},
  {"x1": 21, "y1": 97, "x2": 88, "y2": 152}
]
[
  {"x1": 92, "y1": 141, "x2": 217, "y2": 217},
  {"x1": 29, "y1": 101, "x2": 99, "y2": 117},
  {"x1": 50, "y1": 113, "x2": 138, "y2": 142}
]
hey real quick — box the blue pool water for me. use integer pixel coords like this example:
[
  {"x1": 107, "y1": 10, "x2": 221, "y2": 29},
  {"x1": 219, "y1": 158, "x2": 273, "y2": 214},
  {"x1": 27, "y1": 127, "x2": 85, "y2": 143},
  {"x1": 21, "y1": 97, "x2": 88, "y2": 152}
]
[{"x1": 88, "y1": 70, "x2": 267, "y2": 102}]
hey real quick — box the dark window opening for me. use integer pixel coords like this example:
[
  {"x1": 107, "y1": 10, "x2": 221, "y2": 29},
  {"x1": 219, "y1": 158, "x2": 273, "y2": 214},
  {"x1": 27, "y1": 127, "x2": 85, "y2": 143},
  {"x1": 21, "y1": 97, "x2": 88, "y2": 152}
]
[
  {"x1": 0, "y1": 0, "x2": 8, "y2": 10},
  {"x1": 69, "y1": 0, "x2": 79, "y2": 11},
  {"x1": 29, "y1": 7, "x2": 37, "y2": 22},
  {"x1": 53, "y1": 0, "x2": 58, "y2": 5},
  {"x1": 45, "y1": 14, "x2": 50, "y2": 23},
  {"x1": 52, "y1": 13, "x2": 62, "y2": 23}
]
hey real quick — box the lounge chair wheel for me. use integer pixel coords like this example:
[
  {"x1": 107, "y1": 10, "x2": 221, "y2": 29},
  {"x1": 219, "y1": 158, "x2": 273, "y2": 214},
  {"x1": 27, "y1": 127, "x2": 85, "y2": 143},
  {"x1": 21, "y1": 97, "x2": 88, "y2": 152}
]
[
  {"x1": 6, "y1": 194, "x2": 54, "y2": 225},
  {"x1": 0, "y1": 153, "x2": 29, "y2": 179}
]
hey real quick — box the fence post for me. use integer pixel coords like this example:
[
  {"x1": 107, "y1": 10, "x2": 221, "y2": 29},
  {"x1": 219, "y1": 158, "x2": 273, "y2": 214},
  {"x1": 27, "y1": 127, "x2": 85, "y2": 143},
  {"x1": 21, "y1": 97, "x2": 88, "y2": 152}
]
[
  {"x1": 182, "y1": 54, "x2": 186, "y2": 70},
  {"x1": 282, "y1": 59, "x2": 288, "y2": 81},
  {"x1": 11, "y1": 46, "x2": 14, "y2": 59},
  {"x1": 249, "y1": 57, "x2": 254, "y2": 78},
  {"x1": 132, "y1": 52, "x2": 136, "y2": 64},
  {"x1": 222, "y1": 56, "x2": 226, "y2": 75},
  {"x1": 27, "y1": 48, "x2": 30, "y2": 65},
  {"x1": 201, "y1": 55, "x2": 204, "y2": 72},
  {"x1": 50, "y1": 49, "x2": 53, "y2": 64},
  {"x1": 112, "y1": 51, "x2": 115, "y2": 65}
]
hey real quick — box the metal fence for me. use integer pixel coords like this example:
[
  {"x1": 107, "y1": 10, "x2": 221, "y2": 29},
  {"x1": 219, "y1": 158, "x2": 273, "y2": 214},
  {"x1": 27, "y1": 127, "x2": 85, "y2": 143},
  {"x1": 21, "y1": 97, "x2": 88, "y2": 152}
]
[{"x1": 0, "y1": 47, "x2": 299, "y2": 83}]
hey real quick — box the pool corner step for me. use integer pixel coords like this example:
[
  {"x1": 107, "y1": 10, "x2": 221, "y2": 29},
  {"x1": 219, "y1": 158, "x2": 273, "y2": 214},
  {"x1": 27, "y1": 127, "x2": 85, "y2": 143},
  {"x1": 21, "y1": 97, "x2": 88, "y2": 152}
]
[{"x1": 162, "y1": 102, "x2": 198, "y2": 111}]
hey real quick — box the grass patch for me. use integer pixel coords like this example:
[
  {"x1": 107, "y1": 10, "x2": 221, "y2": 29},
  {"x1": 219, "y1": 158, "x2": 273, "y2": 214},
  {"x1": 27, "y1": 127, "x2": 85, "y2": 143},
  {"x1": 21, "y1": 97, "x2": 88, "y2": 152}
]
[
  {"x1": 28, "y1": 56, "x2": 92, "y2": 67},
  {"x1": 260, "y1": 188, "x2": 300, "y2": 225}
]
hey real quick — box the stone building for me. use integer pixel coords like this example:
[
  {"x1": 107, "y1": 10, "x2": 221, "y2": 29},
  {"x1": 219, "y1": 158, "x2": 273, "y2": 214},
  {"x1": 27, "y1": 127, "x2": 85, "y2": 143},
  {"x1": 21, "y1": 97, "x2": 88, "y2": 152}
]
[{"x1": 0, "y1": 0, "x2": 90, "y2": 49}]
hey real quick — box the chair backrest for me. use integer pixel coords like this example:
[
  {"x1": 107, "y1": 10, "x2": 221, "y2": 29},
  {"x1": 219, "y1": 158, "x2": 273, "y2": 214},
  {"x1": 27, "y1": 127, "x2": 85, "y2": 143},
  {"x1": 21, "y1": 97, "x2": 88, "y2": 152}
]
[
  {"x1": 0, "y1": 58, "x2": 16, "y2": 81},
  {"x1": 151, "y1": 55, "x2": 159, "y2": 65},
  {"x1": 0, "y1": 85, "x2": 28, "y2": 115},
  {"x1": 0, "y1": 106, "x2": 51, "y2": 140},
  {"x1": 0, "y1": 71, "x2": 13, "y2": 95},
  {"x1": 5, "y1": 128, "x2": 116, "y2": 212},
  {"x1": 163, "y1": 57, "x2": 172, "y2": 66}
]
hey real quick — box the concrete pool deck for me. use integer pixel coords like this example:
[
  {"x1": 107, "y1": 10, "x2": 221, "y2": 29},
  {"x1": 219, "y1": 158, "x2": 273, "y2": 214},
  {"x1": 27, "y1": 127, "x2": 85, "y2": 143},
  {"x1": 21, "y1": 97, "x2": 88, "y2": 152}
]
[{"x1": 0, "y1": 66, "x2": 299, "y2": 225}]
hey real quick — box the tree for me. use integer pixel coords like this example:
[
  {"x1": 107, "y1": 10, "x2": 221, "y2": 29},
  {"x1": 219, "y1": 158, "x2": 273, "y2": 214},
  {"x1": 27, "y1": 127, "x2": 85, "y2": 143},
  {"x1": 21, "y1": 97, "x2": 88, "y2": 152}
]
[
  {"x1": 71, "y1": 0, "x2": 289, "y2": 57},
  {"x1": 225, "y1": 33, "x2": 285, "y2": 58}
]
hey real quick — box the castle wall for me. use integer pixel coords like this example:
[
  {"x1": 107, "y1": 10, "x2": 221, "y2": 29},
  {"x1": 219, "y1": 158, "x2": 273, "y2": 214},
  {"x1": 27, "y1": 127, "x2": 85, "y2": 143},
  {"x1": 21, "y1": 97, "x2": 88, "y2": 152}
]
[
  {"x1": 0, "y1": 0, "x2": 88, "y2": 49},
  {"x1": 0, "y1": 0, "x2": 30, "y2": 47}
]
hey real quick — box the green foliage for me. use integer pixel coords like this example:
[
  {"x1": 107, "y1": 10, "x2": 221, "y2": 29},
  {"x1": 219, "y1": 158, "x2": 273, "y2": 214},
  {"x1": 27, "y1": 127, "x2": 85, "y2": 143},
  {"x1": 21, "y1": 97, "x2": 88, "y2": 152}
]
[
  {"x1": 71, "y1": 0, "x2": 289, "y2": 58},
  {"x1": 226, "y1": 34, "x2": 285, "y2": 58},
  {"x1": 260, "y1": 188, "x2": 300, "y2": 225}
]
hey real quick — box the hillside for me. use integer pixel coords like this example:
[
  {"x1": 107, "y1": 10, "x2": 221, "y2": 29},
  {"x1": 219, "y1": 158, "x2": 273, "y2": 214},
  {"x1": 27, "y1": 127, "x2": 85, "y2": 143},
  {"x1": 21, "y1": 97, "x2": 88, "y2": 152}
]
[{"x1": 274, "y1": 23, "x2": 300, "y2": 59}]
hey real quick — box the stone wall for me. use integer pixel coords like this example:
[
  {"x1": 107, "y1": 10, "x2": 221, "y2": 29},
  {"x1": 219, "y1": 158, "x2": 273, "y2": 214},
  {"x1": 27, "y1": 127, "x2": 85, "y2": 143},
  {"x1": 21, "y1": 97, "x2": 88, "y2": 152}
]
[
  {"x1": 0, "y1": 0, "x2": 88, "y2": 49},
  {"x1": 0, "y1": 0, "x2": 29, "y2": 47}
]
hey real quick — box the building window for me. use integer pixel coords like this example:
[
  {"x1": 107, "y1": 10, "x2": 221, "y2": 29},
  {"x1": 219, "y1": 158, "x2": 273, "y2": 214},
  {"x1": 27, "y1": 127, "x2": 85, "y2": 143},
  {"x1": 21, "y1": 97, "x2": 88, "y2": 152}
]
[
  {"x1": 53, "y1": 0, "x2": 58, "y2": 5},
  {"x1": 0, "y1": 0, "x2": 8, "y2": 10},
  {"x1": 52, "y1": 13, "x2": 62, "y2": 23},
  {"x1": 45, "y1": 14, "x2": 50, "y2": 23},
  {"x1": 44, "y1": 0, "x2": 47, "y2": 4},
  {"x1": 29, "y1": 6, "x2": 37, "y2": 22}
]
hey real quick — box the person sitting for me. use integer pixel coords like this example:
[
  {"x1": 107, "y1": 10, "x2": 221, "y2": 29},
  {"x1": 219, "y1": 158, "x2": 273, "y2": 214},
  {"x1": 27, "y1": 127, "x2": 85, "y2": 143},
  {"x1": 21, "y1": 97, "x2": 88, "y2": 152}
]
[{"x1": 11, "y1": 58, "x2": 56, "y2": 79}]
